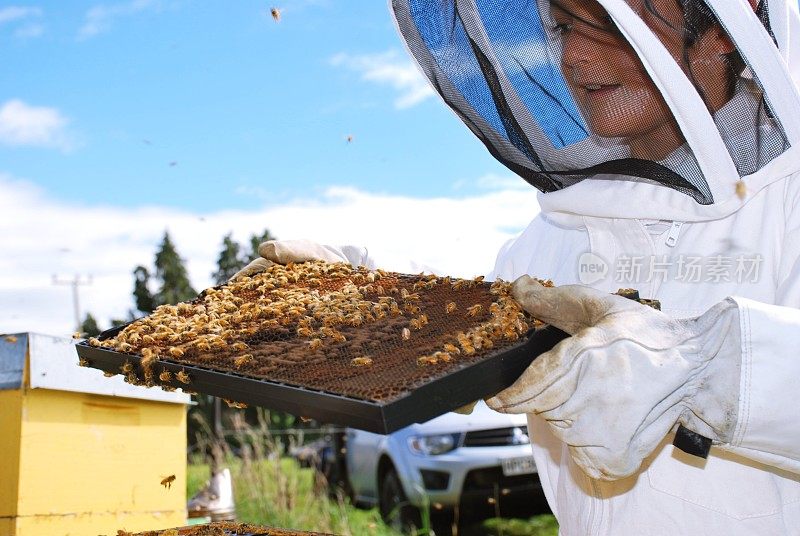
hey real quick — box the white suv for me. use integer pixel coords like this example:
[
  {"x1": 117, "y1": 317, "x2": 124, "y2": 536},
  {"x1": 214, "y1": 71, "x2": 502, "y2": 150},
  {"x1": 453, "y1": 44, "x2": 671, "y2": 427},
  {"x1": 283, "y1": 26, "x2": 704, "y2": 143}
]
[{"x1": 329, "y1": 401, "x2": 545, "y2": 532}]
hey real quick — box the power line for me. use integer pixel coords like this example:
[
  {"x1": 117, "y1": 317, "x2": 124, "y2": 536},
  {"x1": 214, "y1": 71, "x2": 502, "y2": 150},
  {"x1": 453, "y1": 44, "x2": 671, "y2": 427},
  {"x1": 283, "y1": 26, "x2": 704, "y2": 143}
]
[{"x1": 52, "y1": 274, "x2": 93, "y2": 332}]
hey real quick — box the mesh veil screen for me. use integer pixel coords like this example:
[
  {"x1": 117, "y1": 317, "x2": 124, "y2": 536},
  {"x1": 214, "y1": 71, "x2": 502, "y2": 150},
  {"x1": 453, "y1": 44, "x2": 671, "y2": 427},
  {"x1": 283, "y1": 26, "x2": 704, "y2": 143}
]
[{"x1": 394, "y1": 0, "x2": 789, "y2": 204}]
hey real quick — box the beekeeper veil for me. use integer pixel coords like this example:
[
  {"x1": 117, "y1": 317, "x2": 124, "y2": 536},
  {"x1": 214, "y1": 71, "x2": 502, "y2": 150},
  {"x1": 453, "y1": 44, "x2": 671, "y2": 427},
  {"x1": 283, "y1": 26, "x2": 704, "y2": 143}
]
[{"x1": 391, "y1": 0, "x2": 800, "y2": 221}]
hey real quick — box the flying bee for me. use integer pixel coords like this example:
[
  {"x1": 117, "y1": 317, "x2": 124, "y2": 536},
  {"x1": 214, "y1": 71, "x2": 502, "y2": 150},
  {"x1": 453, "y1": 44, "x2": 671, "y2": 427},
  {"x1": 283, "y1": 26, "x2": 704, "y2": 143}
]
[
  {"x1": 175, "y1": 370, "x2": 191, "y2": 384},
  {"x1": 446, "y1": 302, "x2": 457, "y2": 314},
  {"x1": 160, "y1": 475, "x2": 176, "y2": 489},
  {"x1": 350, "y1": 356, "x2": 373, "y2": 367},
  {"x1": 72, "y1": 331, "x2": 84, "y2": 340},
  {"x1": 466, "y1": 304, "x2": 483, "y2": 317},
  {"x1": 309, "y1": 338, "x2": 323, "y2": 351},
  {"x1": 234, "y1": 354, "x2": 254, "y2": 368}
]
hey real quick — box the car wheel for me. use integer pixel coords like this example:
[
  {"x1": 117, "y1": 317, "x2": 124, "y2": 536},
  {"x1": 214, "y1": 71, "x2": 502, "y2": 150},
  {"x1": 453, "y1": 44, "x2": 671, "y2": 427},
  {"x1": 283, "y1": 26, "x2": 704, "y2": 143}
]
[{"x1": 379, "y1": 467, "x2": 421, "y2": 533}]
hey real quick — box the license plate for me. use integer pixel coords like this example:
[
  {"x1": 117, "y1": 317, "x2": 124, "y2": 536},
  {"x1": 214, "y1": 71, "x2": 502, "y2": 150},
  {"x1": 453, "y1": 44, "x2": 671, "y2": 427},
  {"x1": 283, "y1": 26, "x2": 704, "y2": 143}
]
[{"x1": 501, "y1": 456, "x2": 536, "y2": 476}]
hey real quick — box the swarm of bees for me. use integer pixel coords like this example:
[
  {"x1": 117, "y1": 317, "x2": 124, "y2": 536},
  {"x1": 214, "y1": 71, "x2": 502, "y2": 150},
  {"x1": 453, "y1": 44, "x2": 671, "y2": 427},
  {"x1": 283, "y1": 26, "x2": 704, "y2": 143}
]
[{"x1": 88, "y1": 260, "x2": 546, "y2": 398}]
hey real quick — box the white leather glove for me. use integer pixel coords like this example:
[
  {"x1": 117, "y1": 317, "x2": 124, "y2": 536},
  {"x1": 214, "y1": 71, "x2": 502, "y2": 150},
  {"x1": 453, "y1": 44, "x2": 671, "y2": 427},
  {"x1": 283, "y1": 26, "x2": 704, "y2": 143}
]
[
  {"x1": 486, "y1": 276, "x2": 742, "y2": 481},
  {"x1": 231, "y1": 239, "x2": 372, "y2": 280}
]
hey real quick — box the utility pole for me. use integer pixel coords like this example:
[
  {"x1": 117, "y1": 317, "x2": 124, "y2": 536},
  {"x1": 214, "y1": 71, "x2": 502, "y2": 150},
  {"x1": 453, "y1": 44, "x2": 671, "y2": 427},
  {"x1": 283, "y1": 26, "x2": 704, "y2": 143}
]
[{"x1": 52, "y1": 274, "x2": 93, "y2": 332}]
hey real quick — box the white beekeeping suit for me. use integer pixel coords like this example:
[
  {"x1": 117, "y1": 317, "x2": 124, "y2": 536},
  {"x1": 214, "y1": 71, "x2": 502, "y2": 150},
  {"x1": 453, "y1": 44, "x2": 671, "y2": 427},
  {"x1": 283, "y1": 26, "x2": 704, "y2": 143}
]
[{"x1": 392, "y1": 0, "x2": 800, "y2": 533}]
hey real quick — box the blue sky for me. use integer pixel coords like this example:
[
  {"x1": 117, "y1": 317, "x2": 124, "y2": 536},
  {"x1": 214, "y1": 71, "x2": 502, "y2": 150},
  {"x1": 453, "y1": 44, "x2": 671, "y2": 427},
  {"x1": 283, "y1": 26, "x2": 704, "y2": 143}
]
[
  {"x1": 0, "y1": 0, "x2": 540, "y2": 335},
  {"x1": 1, "y1": 0, "x2": 513, "y2": 211}
]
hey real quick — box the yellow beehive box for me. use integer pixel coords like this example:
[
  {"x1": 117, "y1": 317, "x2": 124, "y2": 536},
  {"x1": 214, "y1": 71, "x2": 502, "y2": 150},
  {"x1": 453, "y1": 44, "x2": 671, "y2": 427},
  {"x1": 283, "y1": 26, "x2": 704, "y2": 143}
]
[{"x1": 0, "y1": 333, "x2": 191, "y2": 536}]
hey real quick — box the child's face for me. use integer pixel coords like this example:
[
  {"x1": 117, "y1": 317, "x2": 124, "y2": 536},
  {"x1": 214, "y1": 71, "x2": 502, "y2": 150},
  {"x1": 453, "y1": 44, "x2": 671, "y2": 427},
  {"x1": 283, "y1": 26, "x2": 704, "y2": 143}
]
[{"x1": 550, "y1": 0, "x2": 731, "y2": 159}]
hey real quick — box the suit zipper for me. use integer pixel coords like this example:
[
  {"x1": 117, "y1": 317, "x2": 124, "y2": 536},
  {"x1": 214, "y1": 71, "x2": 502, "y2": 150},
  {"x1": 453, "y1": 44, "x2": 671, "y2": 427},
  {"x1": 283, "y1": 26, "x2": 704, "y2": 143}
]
[{"x1": 665, "y1": 221, "x2": 683, "y2": 247}]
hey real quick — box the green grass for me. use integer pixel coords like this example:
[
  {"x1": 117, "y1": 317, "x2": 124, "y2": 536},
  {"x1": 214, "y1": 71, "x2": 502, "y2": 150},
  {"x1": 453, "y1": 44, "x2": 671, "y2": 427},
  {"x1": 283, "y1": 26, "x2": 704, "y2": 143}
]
[
  {"x1": 188, "y1": 458, "x2": 399, "y2": 535},
  {"x1": 188, "y1": 458, "x2": 557, "y2": 536},
  {"x1": 187, "y1": 411, "x2": 557, "y2": 535}
]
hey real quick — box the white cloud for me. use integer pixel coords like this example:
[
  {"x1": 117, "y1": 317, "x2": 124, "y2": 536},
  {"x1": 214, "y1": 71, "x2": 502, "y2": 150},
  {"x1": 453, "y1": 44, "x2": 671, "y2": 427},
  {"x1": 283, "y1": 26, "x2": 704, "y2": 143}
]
[
  {"x1": 0, "y1": 99, "x2": 74, "y2": 151},
  {"x1": 0, "y1": 173, "x2": 539, "y2": 337},
  {"x1": 329, "y1": 50, "x2": 435, "y2": 109},
  {"x1": 14, "y1": 22, "x2": 44, "y2": 38},
  {"x1": 78, "y1": 0, "x2": 159, "y2": 40},
  {"x1": 0, "y1": 6, "x2": 42, "y2": 25}
]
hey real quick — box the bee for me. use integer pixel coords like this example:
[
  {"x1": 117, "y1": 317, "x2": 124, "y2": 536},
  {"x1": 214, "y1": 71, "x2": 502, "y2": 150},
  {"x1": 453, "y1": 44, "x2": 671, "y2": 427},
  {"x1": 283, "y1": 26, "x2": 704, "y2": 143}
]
[
  {"x1": 446, "y1": 302, "x2": 457, "y2": 314},
  {"x1": 389, "y1": 304, "x2": 403, "y2": 317},
  {"x1": 168, "y1": 347, "x2": 184, "y2": 358},
  {"x1": 402, "y1": 327, "x2": 411, "y2": 340},
  {"x1": 78, "y1": 357, "x2": 89, "y2": 367},
  {"x1": 232, "y1": 341, "x2": 250, "y2": 352},
  {"x1": 375, "y1": 285, "x2": 386, "y2": 295},
  {"x1": 735, "y1": 180, "x2": 747, "y2": 200},
  {"x1": 234, "y1": 354, "x2": 254, "y2": 368},
  {"x1": 159, "y1": 370, "x2": 173, "y2": 382},
  {"x1": 466, "y1": 304, "x2": 483, "y2": 317},
  {"x1": 296, "y1": 326, "x2": 314, "y2": 337},
  {"x1": 225, "y1": 400, "x2": 248, "y2": 409},
  {"x1": 404, "y1": 303, "x2": 420, "y2": 315},
  {"x1": 418, "y1": 314, "x2": 429, "y2": 326},
  {"x1": 175, "y1": 370, "x2": 191, "y2": 384},
  {"x1": 331, "y1": 332, "x2": 347, "y2": 344},
  {"x1": 443, "y1": 343, "x2": 461, "y2": 355},
  {"x1": 432, "y1": 351, "x2": 452, "y2": 362},
  {"x1": 142, "y1": 335, "x2": 156, "y2": 345},
  {"x1": 351, "y1": 356, "x2": 373, "y2": 367},
  {"x1": 453, "y1": 279, "x2": 469, "y2": 290},
  {"x1": 409, "y1": 318, "x2": 422, "y2": 330},
  {"x1": 160, "y1": 475, "x2": 176, "y2": 489},
  {"x1": 87, "y1": 337, "x2": 100, "y2": 347},
  {"x1": 413, "y1": 281, "x2": 426, "y2": 291},
  {"x1": 103, "y1": 371, "x2": 116, "y2": 378},
  {"x1": 309, "y1": 338, "x2": 323, "y2": 351},
  {"x1": 121, "y1": 361, "x2": 134, "y2": 374},
  {"x1": 417, "y1": 355, "x2": 438, "y2": 366},
  {"x1": 195, "y1": 340, "x2": 212, "y2": 352},
  {"x1": 473, "y1": 275, "x2": 485, "y2": 283}
]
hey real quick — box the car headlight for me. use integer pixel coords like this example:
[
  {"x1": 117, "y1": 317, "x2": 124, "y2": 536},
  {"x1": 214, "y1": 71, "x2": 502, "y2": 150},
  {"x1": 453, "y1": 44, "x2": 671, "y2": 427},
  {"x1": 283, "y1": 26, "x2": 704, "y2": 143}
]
[{"x1": 407, "y1": 433, "x2": 463, "y2": 456}]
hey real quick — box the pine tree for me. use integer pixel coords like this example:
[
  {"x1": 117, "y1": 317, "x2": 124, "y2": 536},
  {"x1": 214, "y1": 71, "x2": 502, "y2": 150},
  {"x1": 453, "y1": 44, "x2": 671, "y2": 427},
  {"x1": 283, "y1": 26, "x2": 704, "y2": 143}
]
[
  {"x1": 212, "y1": 233, "x2": 246, "y2": 285},
  {"x1": 247, "y1": 228, "x2": 276, "y2": 262},
  {"x1": 133, "y1": 265, "x2": 156, "y2": 314},
  {"x1": 80, "y1": 313, "x2": 101, "y2": 337},
  {"x1": 153, "y1": 231, "x2": 196, "y2": 305}
]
